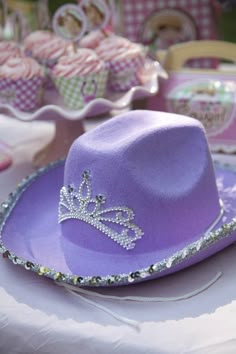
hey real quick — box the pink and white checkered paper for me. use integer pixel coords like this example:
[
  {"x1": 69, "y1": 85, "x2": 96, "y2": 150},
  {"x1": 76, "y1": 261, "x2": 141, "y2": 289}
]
[
  {"x1": 120, "y1": 0, "x2": 218, "y2": 69},
  {"x1": 0, "y1": 77, "x2": 44, "y2": 112},
  {"x1": 108, "y1": 54, "x2": 145, "y2": 91},
  {"x1": 37, "y1": 58, "x2": 57, "y2": 89}
]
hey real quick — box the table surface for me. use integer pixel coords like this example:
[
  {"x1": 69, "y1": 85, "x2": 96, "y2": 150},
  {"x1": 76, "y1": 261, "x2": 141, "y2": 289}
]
[{"x1": 1, "y1": 114, "x2": 236, "y2": 354}]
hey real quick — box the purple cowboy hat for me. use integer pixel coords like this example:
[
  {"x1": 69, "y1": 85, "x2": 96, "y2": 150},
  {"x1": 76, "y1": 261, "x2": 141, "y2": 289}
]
[{"x1": 1, "y1": 110, "x2": 236, "y2": 287}]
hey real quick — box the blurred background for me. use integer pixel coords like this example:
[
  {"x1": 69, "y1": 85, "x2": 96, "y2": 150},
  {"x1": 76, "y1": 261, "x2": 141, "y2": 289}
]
[
  {"x1": 1, "y1": 0, "x2": 236, "y2": 44},
  {"x1": 0, "y1": 0, "x2": 236, "y2": 171}
]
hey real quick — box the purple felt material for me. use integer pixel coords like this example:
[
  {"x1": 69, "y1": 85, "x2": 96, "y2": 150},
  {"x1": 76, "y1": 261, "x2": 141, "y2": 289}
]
[{"x1": 2, "y1": 110, "x2": 236, "y2": 281}]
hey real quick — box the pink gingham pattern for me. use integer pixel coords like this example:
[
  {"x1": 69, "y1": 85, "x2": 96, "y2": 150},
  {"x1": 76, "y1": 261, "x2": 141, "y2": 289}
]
[
  {"x1": 0, "y1": 77, "x2": 44, "y2": 112},
  {"x1": 37, "y1": 58, "x2": 57, "y2": 89},
  {"x1": 108, "y1": 54, "x2": 145, "y2": 91},
  {"x1": 109, "y1": 54, "x2": 145, "y2": 73},
  {"x1": 121, "y1": 0, "x2": 218, "y2": 68}
]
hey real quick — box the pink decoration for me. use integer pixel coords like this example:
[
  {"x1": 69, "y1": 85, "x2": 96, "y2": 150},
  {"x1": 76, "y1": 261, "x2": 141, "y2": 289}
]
[
  {"x1": 119, "y1": 0, "x2": 218, "y2": 69},
  {"x1": 151, "y1": 71, "x2": 236, "y2": 152},
  {"x1": 0, "y1": 77, "x2": 43, "y2": 111}
]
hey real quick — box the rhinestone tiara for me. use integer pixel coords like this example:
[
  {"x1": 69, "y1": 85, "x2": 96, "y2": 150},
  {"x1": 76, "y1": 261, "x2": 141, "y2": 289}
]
[{"x1": 58, "y1": 170, "x2": 144, "y2": 250}]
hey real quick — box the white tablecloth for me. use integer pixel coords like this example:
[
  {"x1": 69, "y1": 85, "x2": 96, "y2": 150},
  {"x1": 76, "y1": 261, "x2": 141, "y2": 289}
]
[{"x1": 1, "y1": 115, "x2": 236, "y2": 354}]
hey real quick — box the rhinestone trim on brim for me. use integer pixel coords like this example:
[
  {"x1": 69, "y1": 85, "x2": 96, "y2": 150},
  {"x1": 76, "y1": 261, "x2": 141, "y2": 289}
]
[{"x1": 0, "y1": 160, "x2": 236, "y2": 287}]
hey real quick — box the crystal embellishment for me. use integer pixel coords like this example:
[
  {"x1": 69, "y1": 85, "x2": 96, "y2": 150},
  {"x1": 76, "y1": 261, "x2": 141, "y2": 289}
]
[{"x1": 58, "y1": 170, "x2": 144, "y2": 250}]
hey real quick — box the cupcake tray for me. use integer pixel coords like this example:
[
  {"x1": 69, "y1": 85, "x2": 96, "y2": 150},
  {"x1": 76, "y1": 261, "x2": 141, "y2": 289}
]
[
  {"x1": 0, "y1": 60, "x2": 165, "y2": 122},
  {"x1": 0, "y1": 60, "x2": 166, "y2": 167}
]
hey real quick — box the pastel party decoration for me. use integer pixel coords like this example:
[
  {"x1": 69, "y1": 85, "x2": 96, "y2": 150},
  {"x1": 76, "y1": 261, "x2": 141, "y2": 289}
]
[
  {"x1": 118, "y1": 0, "x2": 219, "y2": 68},
  {"x1": 52, "y1": 4, "x2": 87, "y2": 43},
  {"x1": 0, "y1": 57, "x2": 44, "y2": 111},
  {"x1": 150, "y1": 40, "x2": 236, "y2": 152},
  {"x1": 1, "y1": 110, "x2": 236, "y2": 287}
]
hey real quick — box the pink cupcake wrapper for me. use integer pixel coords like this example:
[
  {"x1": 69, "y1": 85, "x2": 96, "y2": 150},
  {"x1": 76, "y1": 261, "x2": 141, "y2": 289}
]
[
  {"x1": 36, "y1": 58, "x2": 58, "y2": 89},
  {"x1": 109, "y1": 55, "x2": 145, "y2": 74},
  {"x1": 23, "y1": 51, "x2": 54, "y2": 89},
  {"x1": 0, "y1": 77, "x2": 44, "y2": 111},
  {"x1": 108, "y1": 73, "x2": 141, "y2": 92},
  {"x1": 107, "y1": 55, "x2": 145, "y2": 92}
]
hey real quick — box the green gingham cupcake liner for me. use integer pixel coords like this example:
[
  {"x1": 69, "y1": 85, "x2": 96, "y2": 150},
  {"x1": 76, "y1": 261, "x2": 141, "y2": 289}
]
[{"x1": 52, "y1": 70, "x2": 108, "y2": 110}]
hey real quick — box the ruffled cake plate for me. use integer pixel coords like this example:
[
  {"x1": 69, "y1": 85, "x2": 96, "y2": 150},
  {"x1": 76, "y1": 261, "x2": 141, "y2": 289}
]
[{"x1": 0, "y1": 60, "x2": 166, "y2": 167}]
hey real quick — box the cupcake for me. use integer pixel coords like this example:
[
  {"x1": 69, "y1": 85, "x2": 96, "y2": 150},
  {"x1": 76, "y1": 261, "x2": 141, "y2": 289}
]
[
  {"x1": 0, "y1": 41, "x2": 22, "y2": 65},
  {"x1": 23, "y1": 30, "x2": 55, "y2": 57},
  {"x1": 51, "y1": 49, "x2": 108, "y2": 109},
  {"x1": 24, "y1": 31, "x2": 71, "y2": 88},
  {"x1": 29, "y1": 35, "x2": 71, "y2": 67},
  {"x1": 0, "y1": 57, "x2": 44, "y2": 111},
  {"x1": 95, "y1": 35, "x2": 146, "y2": 91}
]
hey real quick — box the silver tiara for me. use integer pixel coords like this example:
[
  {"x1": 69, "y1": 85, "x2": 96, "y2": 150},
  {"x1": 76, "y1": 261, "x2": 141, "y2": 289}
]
[{"x1": 58, "y1": 171, "x2": 144, "y2": 250}]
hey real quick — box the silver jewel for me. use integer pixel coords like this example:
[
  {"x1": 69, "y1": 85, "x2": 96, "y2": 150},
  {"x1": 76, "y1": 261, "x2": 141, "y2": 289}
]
[
  {"x1": 166, "y1": 257, "x2": 174, "y2": 268},
  {"x1": 58, "y1": 171, "x2": 144, "y2": 250}
]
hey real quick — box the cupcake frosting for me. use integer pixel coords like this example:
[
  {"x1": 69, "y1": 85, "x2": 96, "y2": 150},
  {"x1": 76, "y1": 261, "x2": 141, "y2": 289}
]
[
  {"x1": 0, "y1": 41, "x2": 20, "y2": 51},
  {"x1": 52, "y1": 49, "x2": 104, "y2": 78},
  {"x1": 80, "y1": 30, "x2": 110, "y2": 49},
  {"x1": 24, "y1": 30, "x2": 55, "y2": 52},
  {"x1": 31, "y1": 36, "x2": 70, "y2": 61},
  {"x1": 0, "y1": 41, "x2": 22, "y2": 65},
  {"x1": 96, "y1": 36, "x2": 144, "y2": 61},
  {"x1": 0, "y1": 57, "x2": 44, "y2": 80},
  {"x1": 24, "y1": 31, "x2": 70, "y2": 61}
]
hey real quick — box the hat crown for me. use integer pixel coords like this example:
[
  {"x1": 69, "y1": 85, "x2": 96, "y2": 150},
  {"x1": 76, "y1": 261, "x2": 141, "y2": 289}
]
[{"x1": 61, "y1": 111, "x2": 220, "y2": 261}]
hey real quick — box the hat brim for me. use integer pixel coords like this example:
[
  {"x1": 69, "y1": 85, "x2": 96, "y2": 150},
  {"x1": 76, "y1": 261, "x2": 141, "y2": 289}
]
[{"x1": 0, "y1": 160, "x2": 236, "y2": 287}]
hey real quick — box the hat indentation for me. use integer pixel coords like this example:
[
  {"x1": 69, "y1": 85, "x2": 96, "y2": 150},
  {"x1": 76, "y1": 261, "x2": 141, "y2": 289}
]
[{"x1": 58, "y1": 171, "x2": 144, "y2": 250}]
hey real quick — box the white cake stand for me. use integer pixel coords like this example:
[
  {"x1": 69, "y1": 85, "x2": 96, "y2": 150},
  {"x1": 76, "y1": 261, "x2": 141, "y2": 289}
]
[{"x1": 0, "y1": 60, "x2": 166, "y2": 167}]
